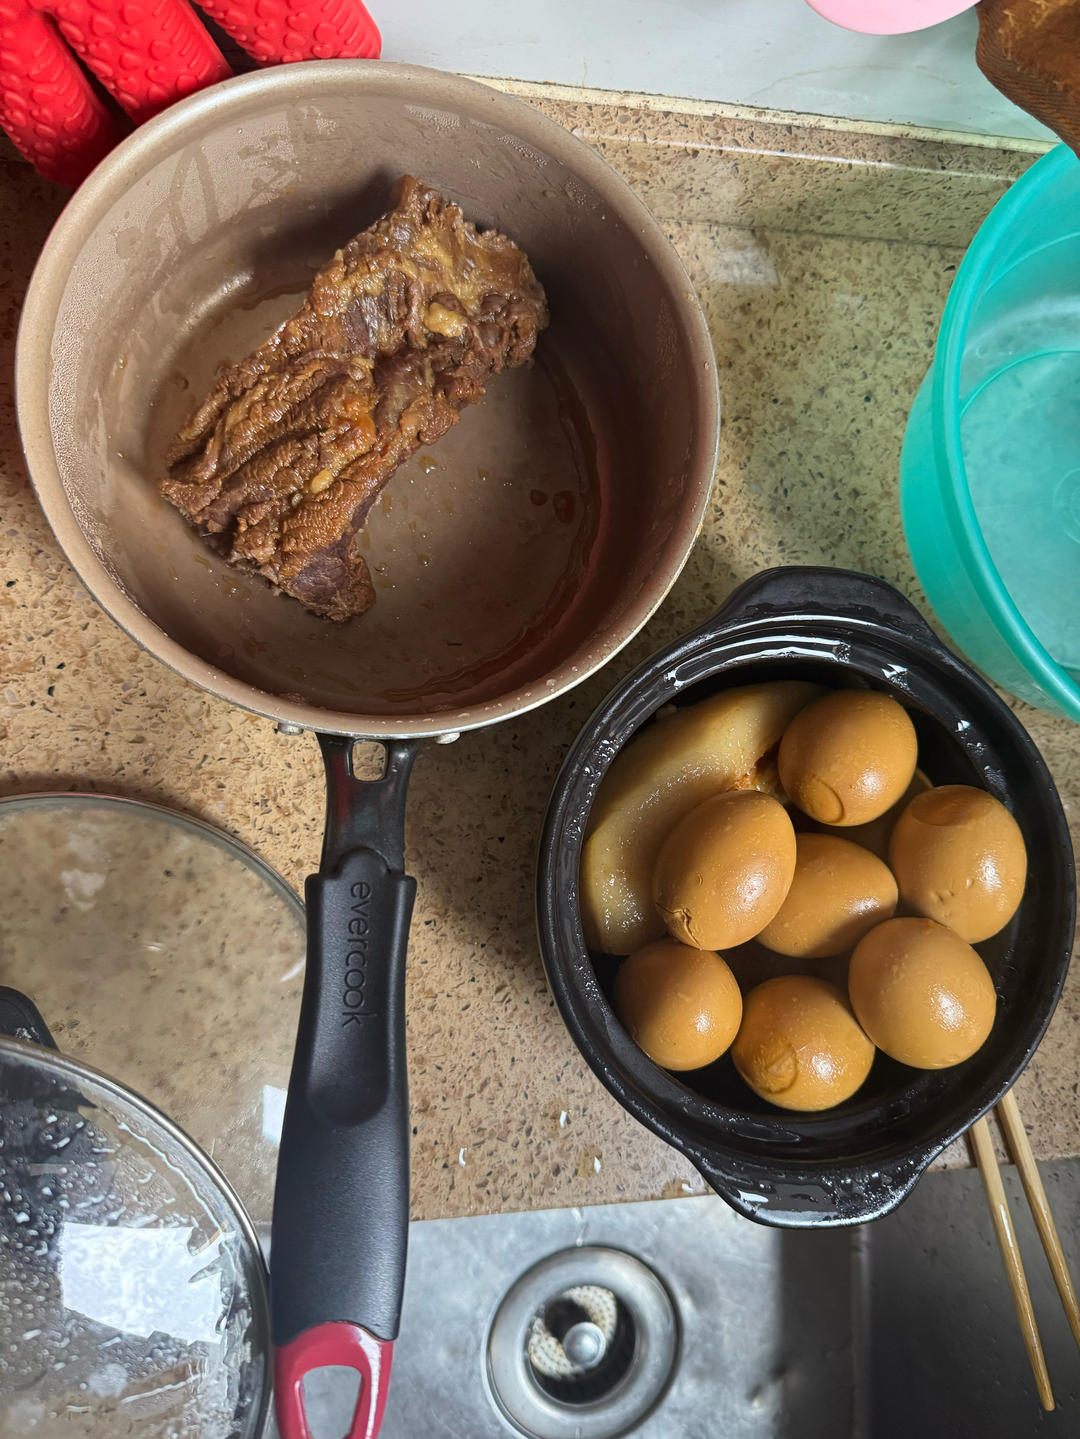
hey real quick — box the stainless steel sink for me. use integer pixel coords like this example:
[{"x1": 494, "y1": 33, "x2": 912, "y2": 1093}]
[{"x1": 267, "y1": 1158, "x2": 1080, "y2": 1438}]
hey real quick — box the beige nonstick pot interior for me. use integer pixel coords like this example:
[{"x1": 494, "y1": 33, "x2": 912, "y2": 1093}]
[{"x1": 17, "y1": 62, "x2": 719, "y2": 737}]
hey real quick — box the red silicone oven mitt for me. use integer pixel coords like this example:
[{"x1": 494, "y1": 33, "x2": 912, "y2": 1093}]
[{"x1": 0, "y1": 0, "x2": 380, "y2": 185}]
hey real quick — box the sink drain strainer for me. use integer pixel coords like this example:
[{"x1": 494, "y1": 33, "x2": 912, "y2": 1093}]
[{"x1": 485, "y1": 1246, "x2": 678, "y2": 1439}]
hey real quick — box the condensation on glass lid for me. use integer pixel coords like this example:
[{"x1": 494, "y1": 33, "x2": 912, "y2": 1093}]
[
  {"x1": 0, "y1": 795, "x2": 305, "y2": 1221},
  {"x1": 0, "y1": 1039, "x2": 269, "y2": 1439}
]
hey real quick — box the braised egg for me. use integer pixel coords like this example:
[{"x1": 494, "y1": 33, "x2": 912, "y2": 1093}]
[
  {"x1": 613, "y1": 938, "x2": 743, "y2": 1071},
  {"x1": 652, "y1": 790, "x2": 796, "y2": 950},
  {"x1": 758, "y1": 832, "x2": 898, "y2": 958},
  {"x1": 731, "y1": 974, "x2": 874, "y2": 1111},
  {"x1": 888, "y1": 784, "x2": 1027, "y2": 942},
  {"x1": 778, "y1": 689, "x2": 918, "y2": 827},
  {"x1": 848, "y1": 916, "x2": 996, "y2": 1068}
]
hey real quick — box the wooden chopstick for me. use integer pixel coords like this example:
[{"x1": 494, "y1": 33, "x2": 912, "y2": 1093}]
[
  {"x1": 969, "y1": 1114, "x2": 1055, "y2": 1412},
  {"x1": 997, "y1": 1089, "x2": 1080, "y2": 1350}
]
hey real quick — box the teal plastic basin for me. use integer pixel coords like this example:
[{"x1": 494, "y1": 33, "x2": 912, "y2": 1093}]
[{"x1": 900, "y1": 144, "x2": 1080, "y2": 722}]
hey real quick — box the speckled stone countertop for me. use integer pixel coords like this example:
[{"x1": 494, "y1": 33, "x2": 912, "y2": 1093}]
[{"x1": 0, "y1": 84, "x2": 1074, "y2": 1222}]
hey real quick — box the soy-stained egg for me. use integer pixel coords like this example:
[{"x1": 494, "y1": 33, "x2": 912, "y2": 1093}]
[
  {"x1": 731, "y1": 974, "x2": 874, "y2": 1111},
  {"x1": 848, "y1": 916, "x2": 996, "y2": 1068},
  {"x1": 758, "y1": 833, "x2": 898, "y2": 958},
  {"x1": 778, "y1": 689, "x2": 918, "y2": 827},
  {"x1": 888, "y1": 784, "x2": 1027, "y2": 942},
  {"x1": 614, "y1": 939, "x2": 743, "y2": 1071},
  {"x1": 652, "y1": 790, "x2": 796, "y2": 950}
]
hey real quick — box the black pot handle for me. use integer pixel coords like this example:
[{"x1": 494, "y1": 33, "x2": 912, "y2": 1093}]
[
  {"x1": 0, "y1": 986, "x2": 58, "y2": 1048},
  {"x1": 694, "y1": 566, "x2": 944, "y2": 651},
  {"x1": 690, "y1": 1144, "x2": 934, "y2": 1228},
  {"x1": 271, "y1": 735, "x2": 419, "y2": 1439}
]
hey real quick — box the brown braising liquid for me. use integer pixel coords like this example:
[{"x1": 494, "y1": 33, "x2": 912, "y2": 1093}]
[{"x1": 375, "y1": 344, "x2": 602, "y2": 708}]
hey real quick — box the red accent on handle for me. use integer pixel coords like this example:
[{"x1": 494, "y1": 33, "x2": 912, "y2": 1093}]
[{"x1": 275, "y1": 1323, "x2": 393, "y2": 1439}]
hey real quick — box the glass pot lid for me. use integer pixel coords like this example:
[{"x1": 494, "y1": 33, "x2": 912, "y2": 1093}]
[
  {"x1": 0, "y1": 1035, "x2": 270, "y2": 1438},
  {"x1": 0, "y1": 794, "x2": 306, "y2": 1220}
]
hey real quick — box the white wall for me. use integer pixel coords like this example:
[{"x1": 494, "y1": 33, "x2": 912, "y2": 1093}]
[{"x1": 379, "y1": 0, "x2": 1052, "y2": 142}]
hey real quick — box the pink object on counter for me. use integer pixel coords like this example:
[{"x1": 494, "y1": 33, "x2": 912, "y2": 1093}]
[
  {"x1": 0, "y1": 0, "x2": 380, "y2": 186},
  {"x1": 805, "y1": 0, "x2": 976, "y2": 33}
]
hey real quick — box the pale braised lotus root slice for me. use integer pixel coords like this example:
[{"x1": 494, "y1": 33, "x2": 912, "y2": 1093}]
[{"x1": 579, "y1": 681, "x2": 823, "y2": 955}]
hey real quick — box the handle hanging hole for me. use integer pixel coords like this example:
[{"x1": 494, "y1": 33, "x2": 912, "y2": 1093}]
[
  {"x1": 300, "y1": 1366, "x2": 364, "y2": 1439},
  {"x1": 348, "y1": 740, "x2": 388, "y2": 781}
]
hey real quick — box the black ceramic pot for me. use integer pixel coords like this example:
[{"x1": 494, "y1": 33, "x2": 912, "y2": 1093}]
[{"x1": 537, "y1": 568, "x2": 1075, "y2": 1227}]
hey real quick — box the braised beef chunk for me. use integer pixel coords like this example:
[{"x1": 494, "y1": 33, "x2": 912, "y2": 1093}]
[{"x1": 160, "y1": 176, "x2": 549, "y2": 622}]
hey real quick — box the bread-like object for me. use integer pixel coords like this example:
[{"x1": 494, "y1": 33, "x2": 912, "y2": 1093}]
[{"x1": 579, "y1": 681, "x2": 823, "y2": 955}]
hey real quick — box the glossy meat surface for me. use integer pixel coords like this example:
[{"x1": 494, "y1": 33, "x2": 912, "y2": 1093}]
[{"x1": 161, "y1": 176, "x2": 548, "y2": 621}]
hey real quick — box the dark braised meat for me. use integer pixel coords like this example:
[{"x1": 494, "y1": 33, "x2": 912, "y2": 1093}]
[{"x1": 160, "y1": 175, "x2": 548, "y2": 621}]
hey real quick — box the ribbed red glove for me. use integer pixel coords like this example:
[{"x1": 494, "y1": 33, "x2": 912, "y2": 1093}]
[{"x1": 0, "y1": 0, "x2": 380, "y2": 186}]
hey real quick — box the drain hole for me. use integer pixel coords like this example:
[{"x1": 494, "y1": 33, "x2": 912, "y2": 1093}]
[
  {"x1": 526, "y1": 1284, "x2": 636, "y2": 1405},
  {"x1": 486, "y1": 1246, "x2": 678, "y2": 1439}
]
